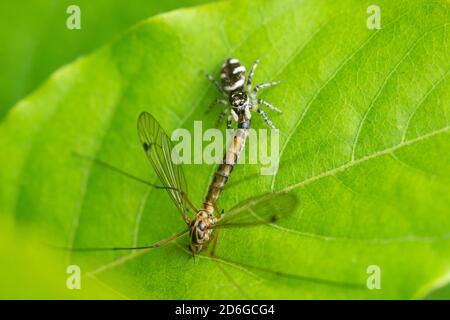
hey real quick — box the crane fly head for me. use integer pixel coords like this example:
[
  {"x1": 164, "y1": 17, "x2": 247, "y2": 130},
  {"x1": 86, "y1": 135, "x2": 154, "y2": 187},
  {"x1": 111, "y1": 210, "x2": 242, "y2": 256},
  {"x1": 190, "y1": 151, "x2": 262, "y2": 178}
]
[
  {"x1": 188, "y1": 243, "x2": 203, "y2": 256},
  {"x1": 188, "y1": 211, "x2": 215, "y2": 254}
]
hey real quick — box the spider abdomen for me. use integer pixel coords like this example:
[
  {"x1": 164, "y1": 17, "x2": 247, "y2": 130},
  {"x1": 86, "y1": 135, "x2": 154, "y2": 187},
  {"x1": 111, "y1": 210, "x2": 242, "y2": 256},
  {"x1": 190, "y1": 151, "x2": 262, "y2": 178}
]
[{"x1": 221, "y1": 58, "x2": 246, "y2": 92}]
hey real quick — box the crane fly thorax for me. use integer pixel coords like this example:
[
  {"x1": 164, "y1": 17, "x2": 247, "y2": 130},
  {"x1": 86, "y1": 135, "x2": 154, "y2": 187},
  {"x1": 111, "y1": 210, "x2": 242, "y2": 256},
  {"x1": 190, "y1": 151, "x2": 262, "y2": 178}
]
[{"x1": 189, "y1": 210, "x2": 217, "y2": 249}]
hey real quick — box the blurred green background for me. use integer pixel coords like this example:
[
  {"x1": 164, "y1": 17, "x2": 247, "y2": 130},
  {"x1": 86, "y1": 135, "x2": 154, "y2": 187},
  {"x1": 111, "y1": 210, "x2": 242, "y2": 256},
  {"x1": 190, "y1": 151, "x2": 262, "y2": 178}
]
[
  {"x1": 0, "y1": 0, "x2": 217, "y2": 119},
  {"x1": 0, "y1": 0, "x2": 218, "y2": 299}
]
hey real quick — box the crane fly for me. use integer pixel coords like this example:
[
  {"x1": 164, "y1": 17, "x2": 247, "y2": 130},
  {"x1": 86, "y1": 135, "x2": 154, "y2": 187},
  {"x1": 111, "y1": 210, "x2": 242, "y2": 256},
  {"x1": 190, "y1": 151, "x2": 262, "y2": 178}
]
[
  {"x1": 60, "y1": 58, "x2": 365, "y2": 290},
  {"x1": 68, "y1": 111, "x2": 297, "y2": 257},
  {"x1": 67, "y1": 57, "x2": 293, "y2": 256},
  {"x1": 140, "y1": 110, "x2": 297, "y2": 256}
]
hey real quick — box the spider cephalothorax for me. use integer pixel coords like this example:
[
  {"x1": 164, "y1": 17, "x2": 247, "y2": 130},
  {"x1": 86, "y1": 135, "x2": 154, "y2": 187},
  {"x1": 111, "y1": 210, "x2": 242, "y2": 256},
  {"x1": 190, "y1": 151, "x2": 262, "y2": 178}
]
[{"x1": 230, "y1": 91, "x2": 249, "y2": 111}]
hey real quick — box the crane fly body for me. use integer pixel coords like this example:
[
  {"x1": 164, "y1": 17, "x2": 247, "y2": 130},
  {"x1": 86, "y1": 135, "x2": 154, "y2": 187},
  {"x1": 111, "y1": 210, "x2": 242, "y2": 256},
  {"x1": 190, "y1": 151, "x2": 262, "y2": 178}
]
[
  {"x1": 59, "y1": 59, "x2": 367, "y2": 291},
  {"x1": 66, "y1": 58, "x2": 295, "y2": 257},
  {"x1": 66, "y1": 112, "x2": 295, "y2": 257},
  {"x1": 138, "y1": 111, "x2": 294, "y2": 256}
]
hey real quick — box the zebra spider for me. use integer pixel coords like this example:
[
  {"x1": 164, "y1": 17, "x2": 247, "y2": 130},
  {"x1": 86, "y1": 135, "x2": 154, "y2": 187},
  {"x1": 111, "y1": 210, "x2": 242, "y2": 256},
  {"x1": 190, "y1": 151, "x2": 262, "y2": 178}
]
[{"x1": 205, "y1": 57, "x2": 282, "y2": 129}]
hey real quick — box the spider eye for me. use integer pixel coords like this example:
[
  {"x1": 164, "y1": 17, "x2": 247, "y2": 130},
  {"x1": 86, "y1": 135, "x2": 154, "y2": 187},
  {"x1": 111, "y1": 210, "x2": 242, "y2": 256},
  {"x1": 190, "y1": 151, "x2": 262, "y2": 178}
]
[{"x1": 231, "y1": 92, "x2": 247, "y2": 107}]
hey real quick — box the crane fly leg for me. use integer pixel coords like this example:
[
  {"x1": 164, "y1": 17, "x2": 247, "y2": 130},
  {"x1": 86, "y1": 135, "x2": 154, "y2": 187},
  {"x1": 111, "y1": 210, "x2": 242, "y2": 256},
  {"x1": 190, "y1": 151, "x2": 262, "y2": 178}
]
[
  {"x1": 213, "y1": 204, "x2": 223, "y2": 218},
  {"x1": 209, "y1": 228, "x2": 221, "y2": 257},
  {"x1": 180, "y1": 191, "x2": 198, "y2": 215}
]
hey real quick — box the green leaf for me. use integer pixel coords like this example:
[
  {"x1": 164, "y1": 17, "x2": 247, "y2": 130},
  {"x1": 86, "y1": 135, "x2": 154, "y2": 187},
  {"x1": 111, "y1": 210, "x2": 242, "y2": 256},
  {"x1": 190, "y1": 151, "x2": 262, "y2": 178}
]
[
  {"x1": 0, "y1": 0, "x2": 218, "y2": 118},
  {"x1": 1, "y1": 0, "x2": 449, "y2": 299}
]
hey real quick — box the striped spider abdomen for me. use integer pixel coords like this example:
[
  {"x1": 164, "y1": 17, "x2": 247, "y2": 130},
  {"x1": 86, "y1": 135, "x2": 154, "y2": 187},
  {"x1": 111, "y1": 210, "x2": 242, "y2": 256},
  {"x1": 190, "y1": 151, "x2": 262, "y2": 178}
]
[{"x1": 221, "y1": 58, "x2": 246, "y2": 93}]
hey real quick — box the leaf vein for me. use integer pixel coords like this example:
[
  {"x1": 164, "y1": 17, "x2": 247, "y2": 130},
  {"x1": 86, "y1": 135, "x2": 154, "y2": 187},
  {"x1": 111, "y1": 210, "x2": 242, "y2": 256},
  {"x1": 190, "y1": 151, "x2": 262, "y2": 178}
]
[
  {"x1": 351, "y1": 23, "x2": 450, "y2": 160},
  {"x1": 401, "y1": 70, "x2": 450, "y2": 142}
]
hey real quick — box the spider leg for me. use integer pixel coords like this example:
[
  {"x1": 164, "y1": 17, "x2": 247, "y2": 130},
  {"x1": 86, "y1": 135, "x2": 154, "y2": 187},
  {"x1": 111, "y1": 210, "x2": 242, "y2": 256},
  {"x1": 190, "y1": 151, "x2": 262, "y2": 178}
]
[
  {"x1": 226, "y1": 114, "x2": 233, "y2": 130},
  {"x1": 230, "y1": 109, "x2": 239, "y2": 122},
  {"x1": 205, "y1": 73, "x2": 227, "y2": 96},
  {"x1": 257, "y1": 98, "x2": 283, "y2": 113},
  {"x1": 216, "y1": 108, "x2": 229, "y2": 127},
  {"x1": 253, "y1": 80, "x2": 282, "y2": 95},
  {"x1": 245, "y1": 107, "x2": 252, "y2": 120},
  {"x1": 206, "y1": 98, "x2": 228, "y2": 114},
  {"x1": 246, "y1": 58, "x2": 260, "y2": 92},
  {"x1": 256, "y1": 106, "x2": 277, "y2": 129}
]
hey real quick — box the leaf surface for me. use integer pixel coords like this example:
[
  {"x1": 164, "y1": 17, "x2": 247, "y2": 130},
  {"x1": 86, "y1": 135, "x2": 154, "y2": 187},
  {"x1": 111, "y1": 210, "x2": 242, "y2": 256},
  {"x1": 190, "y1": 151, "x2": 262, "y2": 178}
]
[{"x1": 0, "y1": 0, "x2": 449, "y2": 299}]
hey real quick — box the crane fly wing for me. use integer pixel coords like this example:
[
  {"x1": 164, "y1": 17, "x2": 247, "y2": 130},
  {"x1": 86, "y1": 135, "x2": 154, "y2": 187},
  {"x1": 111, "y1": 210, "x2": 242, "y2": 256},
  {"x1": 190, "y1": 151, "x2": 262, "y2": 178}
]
[
  {"x1": 137, "y1": 112, "x2": 189, "y2": 223},
  {"x1": 213, "y1": 192, "x2": 298, "y2": 229}
]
